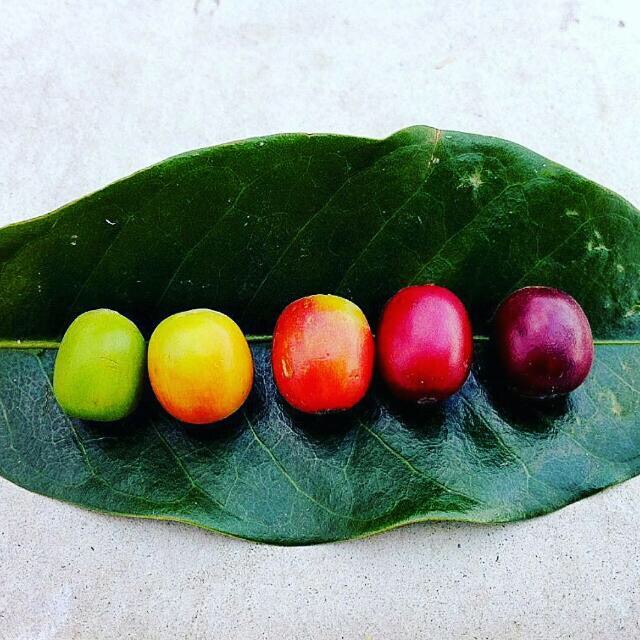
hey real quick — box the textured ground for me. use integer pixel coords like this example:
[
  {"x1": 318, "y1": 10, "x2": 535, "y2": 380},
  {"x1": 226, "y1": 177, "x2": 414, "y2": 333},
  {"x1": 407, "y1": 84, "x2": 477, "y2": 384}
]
[{"x1": 1, "y1": 1, "x2": 639, "y2": 638}]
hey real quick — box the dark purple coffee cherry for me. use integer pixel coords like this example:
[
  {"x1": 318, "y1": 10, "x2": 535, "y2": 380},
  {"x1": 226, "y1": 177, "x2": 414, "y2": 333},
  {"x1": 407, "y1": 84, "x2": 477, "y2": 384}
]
[{"x1": 494, "y1": 286, "x2": 594, "y2": 398}]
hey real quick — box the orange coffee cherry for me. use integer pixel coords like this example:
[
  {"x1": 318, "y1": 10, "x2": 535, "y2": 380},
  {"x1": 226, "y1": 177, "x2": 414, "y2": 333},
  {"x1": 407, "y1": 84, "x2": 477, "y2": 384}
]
[
  {"x1": 272, "y1": 294, "x2": 374, "y2": 413},
  {"x1": 148, "y1": 309, "x2": 253, "y2": 424}
]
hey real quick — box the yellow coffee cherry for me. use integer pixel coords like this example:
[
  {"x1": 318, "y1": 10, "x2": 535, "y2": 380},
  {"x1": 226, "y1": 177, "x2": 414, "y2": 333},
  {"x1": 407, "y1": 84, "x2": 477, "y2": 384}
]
[{"x1": 148, "y1": 309, "x2": 253, "y2": 424}]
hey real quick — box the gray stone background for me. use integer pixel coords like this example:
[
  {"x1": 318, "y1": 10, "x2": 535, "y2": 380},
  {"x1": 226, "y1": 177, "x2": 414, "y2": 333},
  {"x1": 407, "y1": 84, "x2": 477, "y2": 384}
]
[{"x1": 1, "y1": 1, "x2": 639, "y2": 638}]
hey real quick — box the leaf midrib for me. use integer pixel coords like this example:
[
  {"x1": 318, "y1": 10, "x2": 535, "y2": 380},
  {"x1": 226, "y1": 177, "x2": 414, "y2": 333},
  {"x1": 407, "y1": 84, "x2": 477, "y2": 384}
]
[{"x1": 0, "y1": 336, "x2": 638, "y2": 350}]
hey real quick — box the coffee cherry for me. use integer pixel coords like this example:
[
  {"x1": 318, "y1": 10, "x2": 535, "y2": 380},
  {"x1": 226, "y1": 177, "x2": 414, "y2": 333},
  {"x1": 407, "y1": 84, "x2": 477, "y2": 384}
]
[
  {"x1": 494, "y1": 286, "x2": 594, "y2": 398},
  {"x1": 148, "y1": 309, "x2": 253, "y2": 424},
  {"x1": 377, "y1": 285, "x2": 473, "y2": 403},
  {"x1": 53, "y1": 309, "x2": 146, "y2": 421},
  {"x1": 272, "y1": 294, "x2": 374, "y2": 413}
]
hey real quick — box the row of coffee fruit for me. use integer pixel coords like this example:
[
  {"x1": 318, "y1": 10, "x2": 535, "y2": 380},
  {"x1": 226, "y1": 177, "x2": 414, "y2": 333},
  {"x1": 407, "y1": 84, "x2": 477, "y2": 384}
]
[{"x1": 52, "y1": 285, "x2": 594, "y2": 424}]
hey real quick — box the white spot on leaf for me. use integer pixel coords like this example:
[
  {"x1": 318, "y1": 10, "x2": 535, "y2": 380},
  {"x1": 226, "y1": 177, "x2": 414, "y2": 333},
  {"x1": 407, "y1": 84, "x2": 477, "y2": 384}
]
[
  {"x1": 624, "y1": 302, "x2": 640, "y2": 318},
  {"x1": 458, "y1": 169, "x2": 484, "y2": 191},
  {"x1": 600, "y1": 390, "x2": 623, "y2": 417},
  {"x1": 586, "y1": 237, "x2": 609, "y2": 254}
]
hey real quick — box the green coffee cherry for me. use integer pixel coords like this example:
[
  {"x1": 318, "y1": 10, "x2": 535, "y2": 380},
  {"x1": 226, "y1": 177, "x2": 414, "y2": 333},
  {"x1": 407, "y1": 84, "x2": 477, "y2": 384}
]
[{"x1": 53, "y1": 309, "x2": 146, "y2": 421}]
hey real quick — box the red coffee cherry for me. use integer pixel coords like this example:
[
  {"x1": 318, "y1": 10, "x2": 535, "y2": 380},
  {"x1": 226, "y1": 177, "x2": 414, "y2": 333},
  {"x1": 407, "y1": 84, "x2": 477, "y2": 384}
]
[
  {"x1": 377, "y1": 285, "x2": 473, "y2": 403},
  {"x1": 272, "y1": 294, "x2": 375, "y2": 413}
]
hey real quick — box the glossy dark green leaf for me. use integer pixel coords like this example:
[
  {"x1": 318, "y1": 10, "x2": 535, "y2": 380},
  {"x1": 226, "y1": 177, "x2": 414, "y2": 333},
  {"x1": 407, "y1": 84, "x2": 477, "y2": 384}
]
[{"x1": 0, "y1": 126, "x2": 639, "y2": 544}]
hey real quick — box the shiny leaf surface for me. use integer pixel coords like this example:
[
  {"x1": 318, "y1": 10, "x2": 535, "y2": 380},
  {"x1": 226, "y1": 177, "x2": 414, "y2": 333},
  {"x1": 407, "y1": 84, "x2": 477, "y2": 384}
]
[{"x1": 0, "y1": 126, "x2": 638, "y2": 544}]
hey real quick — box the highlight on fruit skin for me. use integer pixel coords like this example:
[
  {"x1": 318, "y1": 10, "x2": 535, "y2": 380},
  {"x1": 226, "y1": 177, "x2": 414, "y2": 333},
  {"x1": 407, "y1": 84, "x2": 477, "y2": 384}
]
[
  {"x1": 494, "y1": 286, "x2": 594, "y2": 398},
  {"x1": 53, "y1": 309, "x2": 146, "y2": 422},
  {"x1": 377, "y1": 285, "x2": 473, "y2": 403},
  {"x1": 148, "y1": 309, "x2": 254, "y2": 425},
  {"x1": 271, "y1": 294, "x2": 375, "y2": 414}
]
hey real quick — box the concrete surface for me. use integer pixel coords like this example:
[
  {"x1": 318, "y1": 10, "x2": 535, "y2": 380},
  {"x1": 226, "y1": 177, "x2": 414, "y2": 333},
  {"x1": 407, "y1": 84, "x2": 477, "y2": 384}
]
[{"x1": 1, "y1": 1, "x2": 639, "y2": 638}]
